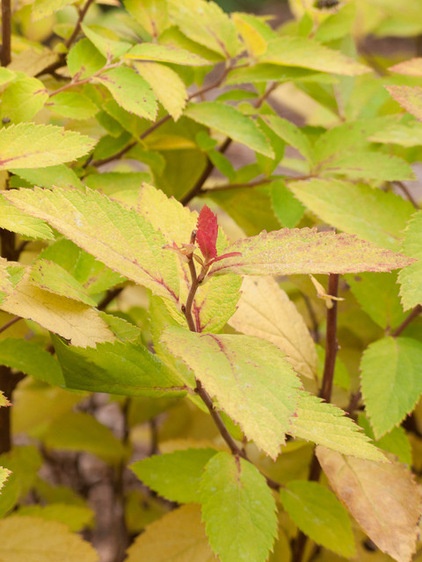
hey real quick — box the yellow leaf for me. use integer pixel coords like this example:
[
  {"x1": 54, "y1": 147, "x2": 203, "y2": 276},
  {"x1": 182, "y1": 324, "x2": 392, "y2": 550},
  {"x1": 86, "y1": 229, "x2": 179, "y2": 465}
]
[
  {"x1": 0, "y1": 515, "x2": 98, "y2": 561},
  {"x1": 1, "y1": 270, "x2": 114, "y2": 347},
  {"x1": 232, "y1": 13, "x2": 268, "y2": 56},
  {"x1": 125, "y1": 504, "x2": 217, "y2": 562},
  {"x1": 134, "y1": 62, "x2": 187, "y2": 120},
  {"x1": 229, "y1": 277, "x2": 318, "y2": 380},
  {"x1": 316, "y1": 446, "x2": 422, "y2": 562}
]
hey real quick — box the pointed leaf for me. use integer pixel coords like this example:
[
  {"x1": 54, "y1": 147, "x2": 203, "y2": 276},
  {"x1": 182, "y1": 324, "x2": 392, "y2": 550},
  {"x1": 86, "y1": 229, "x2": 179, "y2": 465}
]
[
  {"x1": 0, "y1": 76, "x2": 48, "y2": 123},
  {"x1": 126, "y1": 504, "x2": 217, "y2": 562},
  {"x1": 289, "y1": 179, "x2": 414, "y2": 249},
  {"x1": 0, "y1": 467, "x2": 10, "y2": 492},
  {"x1": 0, "y1": 195, "x2": 54, "y2": 240},
  {"x1": 0, "y1": 515, "x2": 98, "y2": 562},
  {"x1": 209, "y1": 228, "x2": 414, "y2": 277},
  {"x1": 0, "y1": 124, "x2": 96, "y2": 170},
  {"x1": 399, "y1": 211, "x2": 422, "y2": 309},
  {"x1": 134, "y1": 62, "x2": 187, "y2": 120},
  {"x1": 185, "y1": 102, "x2": 274, "y2": 158},
  {"x1": 200, "y1": 452, "x2": 277, "y2": 562},
  {"x1": 168, "y1": 0, "x2": 241, "y2": 58},
  {"x1": 0, "y1": 339, "x2": 64, "y2": 386},
  {"x1": 259, "y1": 36, "x2": 369, "y2": 75},
  {"x1": 94, "y1": 67, "x2": 157, "y2": 120},
  {"x1": 229, "y1": 277, "x2": 317, "y2": 380},
  {"x1": 54, "y1": 337, "x2": 186, "y2": 397},
  {"x1": 125, "y1": 43, "x2": 211, "y2": 66},
  {"x1": 261, "y1": 114, "x2": 313, "y2": 163},
  {"x1": 1, "y1": 268, "x2": 114, "y2": 347},
  {"x1": 317, "y1": 446, "x2": 422, "y2": 562},
  {"x1": 161, "y1": 327, "x2": 302, "y2": 459},
  {"x1": 390, "y1": 57, "x2": 422, "y2": 76},
  {"x1": 361, "y1": 337, "x2": 422, "y2": 439},
  {"x1": 4, "y1": 187, "x2": 181, "y2": 304},
  {"x1": 290, "y1": 393, "x2": 386, "y2": 461},
  {"x1": 280, "y1": 481, "x2": 356, "y2": 557},
  {"x1": 131, "y1": 448, "x2": 217, "y2": 503},
  {"x1": 196, "y1": 206, "x2": 218, "y2": 261},
  {"x1": 386, "y1": 85, "x2": 422, "y2": 121}
]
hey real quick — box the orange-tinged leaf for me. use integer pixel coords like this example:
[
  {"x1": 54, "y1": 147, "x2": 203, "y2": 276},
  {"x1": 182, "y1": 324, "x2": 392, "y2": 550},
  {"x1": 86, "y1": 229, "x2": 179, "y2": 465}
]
[
  {"x1": 125, "y1": 504, "x2": 218, "y2": 562},
  {"x1": 316, "y1": 446, "x2": 422, "y2": 562},
  {"x1": 386, "y1": 85, "x2": 422, "y2": 122},
  {"x1": 390, "y1": 58, "x2": 422, "y2": 76},
  {"x1": 209, "y1": 228, "x2": 415, "y2": 277},
  {"x1": 0, "y1": 515, "x2": 98, "y2": 561}
]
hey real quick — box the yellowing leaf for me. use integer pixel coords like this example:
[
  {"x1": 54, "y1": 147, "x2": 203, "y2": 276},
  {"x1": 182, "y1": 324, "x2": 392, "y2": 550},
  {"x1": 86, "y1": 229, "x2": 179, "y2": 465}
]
[
  {"x1": 1, "y1": 269, "x2": 114, "y2": 347},
  {"x1": 168, "y1": 0, "x2": 241, "y2": 58},
  {"x1": 16, "y1": 504, "x2": 94, "y2": 533},
  {"x1": 259, "y1": 36, "x2": 369, "y2": 76},
  {"x1": 399, "y1": 211, "x2": 422, "y2": 309},
  {"x1": 81, "y1": 25, "x2": 132, "y2": 59},
  {"x1": 0, "y1": 76, "x2": 48, "y2": 123},
  {"x1": 4, "y1": 187, "x2": 181, "y2": 305},
  {"x1": 0, "y1": 124, "x2": 96, "y2": 170},
  {"x1": 387, "y1": 86, "x2": 422, "y2": 121},
  {"x1": 125, "y1": 43, "x2": 211, "y2": 66},
  {"x1": 134, "y1": 62, "x2": 187, "y2": 120},
  {"x1": 185, "y1": 102, "x2": 274, "y2": 158},
  {"x1": 390, "y1": 57, "x2": 422, "y2": 76},
  {"x1": 290, "y1": 393, "x2": 386, "y2": 461},
  {"x1": 199, "y1": 452, "x2": 278, "y2": 562},
  {"x1": 361, "y1": 337, "x2": 422, "y2": 438},
  {"x1": 124, "y1": 0, "x2": 169, "y2": 38},
  {"x1": 126, "y1": 504, "x2": 217, "y2": 562},
  {"x1": 317, "y1": 446, "x2": 422, "y2": 562},
  {"x1": 0, "y1": 392, "x2": 10, "y2": 408},
  {"x1": 32, "y1": 0, "x2": 78, "y2": 20},
  {"x1": 161, "y1": 327, "x2": 302, "y2": 459},
  {"x1": 289, "y1": 179, "x2": 414, "y2": 250},
  {"x1": 0, "y1": 195, "x2": 54, "y2": 240},
  {"x1": 0, "y1": 467, "x2": 10, "y2": 492},
  {"x1": 232, "y1": 13, "x2": 269, "y2": 56},
  {"x1": 94, "y1": 67, "x2": 157, "y2": 121},
  {"x1": 209, "y1": 228, "x2": 414, "y2": 277},
  {"x1": 0, "y1": 515, "x2": 98, "y2": 561},
  {"x1": 229, "y1": 277, "x2": 317, "y2": 380}
]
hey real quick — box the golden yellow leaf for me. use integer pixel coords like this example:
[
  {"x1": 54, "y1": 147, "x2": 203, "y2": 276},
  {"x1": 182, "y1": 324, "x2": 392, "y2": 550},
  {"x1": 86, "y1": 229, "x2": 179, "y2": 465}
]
[
  {"x1": 125, "y1": 504, "x2": 218, "y2": 561},
  {"x1": 316, "y1": 446, "x2": 422, "y2": 562},
  {"x1": 229, "y1": 277, "x2": 318, "y2": 380}
]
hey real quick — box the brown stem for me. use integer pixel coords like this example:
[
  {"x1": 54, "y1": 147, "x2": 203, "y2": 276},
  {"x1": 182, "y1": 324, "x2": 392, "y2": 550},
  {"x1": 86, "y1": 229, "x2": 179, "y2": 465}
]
[
  {"x1": 293, "y1": 274, "x2": 340, "y2": 562},
  {"x1": 65, "y1": 0, "x2": 96, "y2": 49},
  {"x1": 0, "y1": 316, "x2": 21, "y2": 335},
  {"x1": 1, "y1": 0, "x2": 11, "y2": 66},
  {"x1": 393, "y1": 181, "x2": 420, "y2": 209},
  {"x1": 97, "y1": 287, "x2": 124, "y2": 311},
  {"x1": 391, "y1": 304, "x2": 422, "y2": 338}
]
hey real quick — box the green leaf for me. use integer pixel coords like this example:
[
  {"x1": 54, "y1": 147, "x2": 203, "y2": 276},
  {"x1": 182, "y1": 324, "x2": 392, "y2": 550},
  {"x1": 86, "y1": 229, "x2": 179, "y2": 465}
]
[
  {"x1": 386, "y1": 85, "x2": 422, "y2": 121},
  {"x1": 30, "y1": 259, "x2": 96, "y2": 306},
  {"x1": 67, "y1": 38, "x2": 106, "y2": 79},
  {"x1": 0, "y1": 124, "x2": 96, "y2": 170},
  {"x1": 199, "y1": 452, "x2": 277, "y2": 562},
  {"x1": 209, "y1": 228, "x2": 414, "y2": 277},
  {"x1": 0, "y1": 339, "x2": 64, "y2": 386},
  {"x1": 271, "y1": 180, "x2": 305, "y2": 228},
  {"x1": 134, "y1": 62, "x2": 187, "y2": 120},
  {"x1": 126, "y1": 504, "x2": 217, "y2": 562},
  {"x1": 81, "y1": 25, "x2": 132, "y2": 59},
  {"x1": 124, "y1": 0, "x2": 169, "y2": 38},
  {"x1": 369, "y1": 118, "x2": 422, "y2": 147},
  {"x1": 0, "y1": 76, "x2": 48, "y2": 123},
  {"x1": 168, "y1": 0, "x2": 241, "y2": 58},
  {"x1": 288, "y1": 179, "x2": 414, "y2": 249},
  {"x1": 185, "y1": 101, "x2": 274, "y2": 158},
  {"x1": 346, "y1": 272, "x2": 406, "y2": 330},
  {"x1": 399, "y1": 211, "x2": 422, "y2": 309},
  {"x1": 161, "y1": 327, "x2": 302, "y2": 459},
  {"x1": 0, "y1": 515, "x2": 98, "y2": 562},
  {"x1": 11, "y1": 165, "x2": 83, "y2": 189},
  {"x1": 131, "y1": 448, "x2": 217, "y2": 503},
  {"x1": 280, "y1": 481, "x2": 356, "y2": 557},
  {"x1": 358, "y1": 413, "x2": 412, "y2": 465},
  {"x1": 125, "y1": 43, "x2": 212, "y2": 66},
  {"x1": 54, "y1": 336, "x2": 186, "y2": 397},
  {"x1": 16, "y1": 504, "x2": 94, "y2": 533},
  {"x1": 48, "y1": 92, "x2": 98, "y2": 120},
  {"x1": 0, "y1": 195, "x2": 54, "y2": 240},
  {"x1": 261, "y1": 115, "x2": 314, "y2": 164},
  {"x1": 319, "y1": 151, "x2": 415, "y2": 182},
  {"x1": 94, "y1": 67, "x2": 157, "y2": 121},
  {"x1": 4, "y1": 187, "x2": 181, "y2": 304},
  {"x1": 259, "y1": 36, "x2": 369, "y2": 75},
  {"x1": 360, "y1": 336, "x2": 422, "y2": 439},
  {"x1": 32, "y1": 0, "x2": 78, "y2": 20},
  {"x1": 42, "y1": 411, "x2": 126, "y2": 464},
  {"x1": 229, "y1": 276, "x2": 318, "y2": 380},
  {"x1": 290, "y1": 393, "x2": 386, "y2": 461}
]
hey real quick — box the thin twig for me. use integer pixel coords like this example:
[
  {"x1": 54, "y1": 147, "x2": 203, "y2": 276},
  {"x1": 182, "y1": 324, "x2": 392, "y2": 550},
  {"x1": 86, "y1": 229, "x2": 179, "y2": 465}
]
[
  {"x1": 1, "y1": 0, "x2": 11, "y2": 66},
  {"x1": 65, "y1": 0, "x2": 96, "y2": 50},
  {"x1": 393, "y1": 181, "x2": 420, "y2": 209},
  {"x1": 391, "y1": 304, "x2": 422, "y2": 337},
  {"x1": 0, "y1": 316, "x2": 21, "y2": 335}
]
